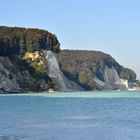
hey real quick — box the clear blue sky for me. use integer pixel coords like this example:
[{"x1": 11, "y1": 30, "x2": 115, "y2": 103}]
[{"x1": 1, "y1": 0, "x2": 140, "y2": 79}]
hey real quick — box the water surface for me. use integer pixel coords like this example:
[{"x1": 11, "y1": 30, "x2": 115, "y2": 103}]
[{"x1": 0, "y1": 91, "x2": 140, "y2": 140}]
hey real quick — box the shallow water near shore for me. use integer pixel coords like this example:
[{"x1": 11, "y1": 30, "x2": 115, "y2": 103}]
[{"x1": 0, "y1": 91, "x2": 140, "y2": 140}]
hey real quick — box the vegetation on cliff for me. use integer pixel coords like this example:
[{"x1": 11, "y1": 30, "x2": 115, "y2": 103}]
[
  {"x1": 0, "y1": 26, "x2": 59, "y2": 93},
  {"x1": 0, "y1": 26, "x2": 138, "y2": 92},
  {"x1": 58, "y1": 50, "x2": 137, "y2": 90},
  {"x1": 0, "y1": 26, "x2": 60, "y2": 56}
]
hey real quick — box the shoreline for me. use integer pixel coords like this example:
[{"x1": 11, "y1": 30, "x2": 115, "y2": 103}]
[{"x1": 128, "y1": 87, "x2": 140, "y2": 91}]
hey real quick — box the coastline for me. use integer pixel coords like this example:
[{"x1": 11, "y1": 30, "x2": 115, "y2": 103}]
[{"x1": 128, "y1": 87, "x2": 140, "y2": 91}]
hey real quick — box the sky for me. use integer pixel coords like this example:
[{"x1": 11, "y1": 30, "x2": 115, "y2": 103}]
[{"x1": 0, "y1": 0, "x2": 140, "y2": 79}]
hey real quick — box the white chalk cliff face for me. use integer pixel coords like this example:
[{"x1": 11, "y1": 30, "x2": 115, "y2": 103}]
[
  {"x1": 94, "y1": 66, "x2": 127, "y2": 90},
  {"x1": 45, "y1": 51, "x2": 137, "y2": 91},
  {"x1": 44, "y1": 50, "x2": 83, "y2": 91}
]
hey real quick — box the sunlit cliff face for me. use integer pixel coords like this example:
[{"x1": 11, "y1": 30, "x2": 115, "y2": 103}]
[{"x1": 23, "y1": 51, "x2": 45, "y2": 67}]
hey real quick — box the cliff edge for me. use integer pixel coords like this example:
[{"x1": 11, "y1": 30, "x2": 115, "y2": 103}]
[
  {"x1": 0, "y1": 26, "x2": 60, "y2": 93},
  {"x1": 58, "y1": 50, "x2": 139, "y2": 90},
  {"x1": 0, "y1": 26, "x2": 139, "y2": 93}
]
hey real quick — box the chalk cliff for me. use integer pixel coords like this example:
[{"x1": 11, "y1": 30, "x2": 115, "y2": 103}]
[
  {"x1": 58, "y1": 50, "x2": 138, "y2": 90},
  {"x1": 0, "y1": 26, "x2": 139, "y2": 93}
]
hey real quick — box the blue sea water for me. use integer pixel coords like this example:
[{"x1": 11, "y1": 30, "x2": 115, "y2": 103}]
[{"x1": 0, "y1": 91, "x2": 140, "y2": 140}]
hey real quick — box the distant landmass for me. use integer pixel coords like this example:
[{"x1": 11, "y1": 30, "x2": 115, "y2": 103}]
[
  {"x1": 58, "y1": 50, "x2": 140, "y2": 90},
  {"x1": 0, "y1": 26, "x2": 139, "y2": 93}
]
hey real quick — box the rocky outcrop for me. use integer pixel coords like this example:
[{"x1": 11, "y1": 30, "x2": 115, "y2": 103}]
[
  {"x1": 44, "y1": 50, "x2": 83, "y2": 91},
  {"x1": 0, "y1": 26, "x2": 139, "y2": 93},
  {"x1": 58, "y1": 50, "x2": 138, "y2": 90},
  {"x1": 0, "y1": 55, "x2": 51, "y2": 93},
  {"x1": 0, "y1": 26, "x2": 84, "y2": 93},
  {"x1": 0, "y1": 59, "x2": 21, "y2": 93},
  {"x1": 0, "y1": 26, "x2": 60, "y2": 93}
]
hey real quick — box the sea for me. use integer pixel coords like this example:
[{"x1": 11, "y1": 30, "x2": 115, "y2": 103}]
[{"x1": 0, "y1": 91, "x2": 140, "y2": 140}]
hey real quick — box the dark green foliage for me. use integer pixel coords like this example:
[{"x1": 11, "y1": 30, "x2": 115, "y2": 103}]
[
  {"x1": 58, "y1": 50, "x2": 137, "y2": 90},
  {"x1": 119, "y1": 68, "x2": 136, "y2": 82},
  {"x1": 0, "y1": 26, "x2": 60, "y2": 56},
  {"x1": 0, "y1": 26, "x2": 60, "y2": 92},
  {"x1": 58, "y1": 50, "x2": 109, "y2": 90},
  {"x1": 0, "y1": 26, "x2": 138, "y2": 92}
]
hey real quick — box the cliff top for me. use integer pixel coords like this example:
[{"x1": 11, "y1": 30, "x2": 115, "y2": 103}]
[{"x1": 0, "y1": 26, "x2": 60, "y2": 56}]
